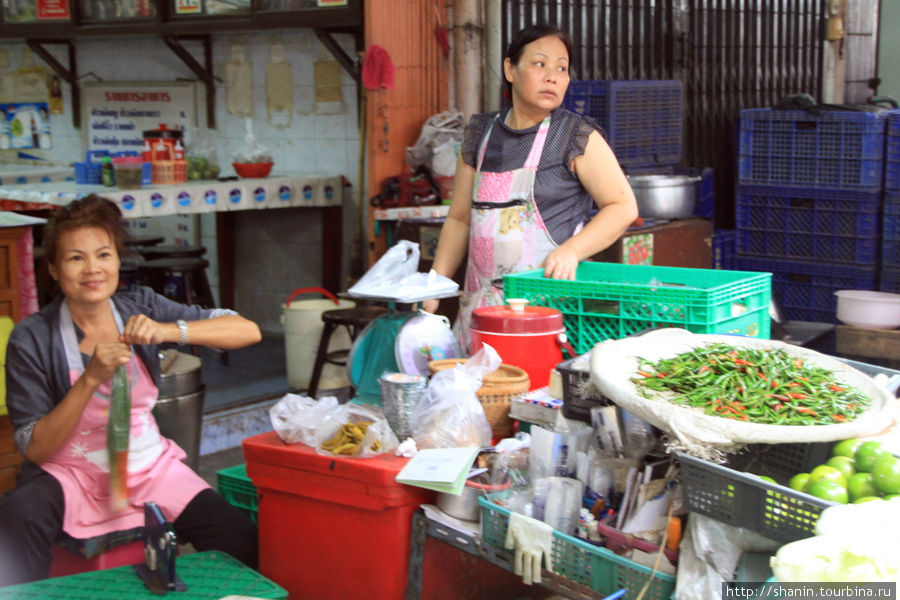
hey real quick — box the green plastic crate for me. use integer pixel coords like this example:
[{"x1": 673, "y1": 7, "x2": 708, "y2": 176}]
[
  {"x1": 217, "y1": 464, "x2": 259, "y2": 523},
  {"x1": 0, "y1": 550, "x2": 286, "y2": 599},
  {"x1": 478, "y1": 495, "x2": 676, "y2": 600},
  {"x1": 503, "y1": 263, "x2": 772, "y2": 354}
]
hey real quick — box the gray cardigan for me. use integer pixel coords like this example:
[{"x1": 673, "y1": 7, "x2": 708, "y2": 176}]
[{"x1": 5, "y1": 286, "x2": 223, "y2": 455}]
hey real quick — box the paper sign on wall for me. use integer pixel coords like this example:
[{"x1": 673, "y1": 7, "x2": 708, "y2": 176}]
[
  {"x1": 0, "y1": 102, "x2": 51, "y2": 150},
  {"x1": 82, "y1": 82, "x2": 196, "y2": 153},
  {"x1": 37, "y1": 0, "x2": 70, "y2": 19}
]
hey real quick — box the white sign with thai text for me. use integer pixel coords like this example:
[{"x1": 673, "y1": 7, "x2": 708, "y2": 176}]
[{"x1": 82, "y1": 82, "x2": 196, "y2": 154}]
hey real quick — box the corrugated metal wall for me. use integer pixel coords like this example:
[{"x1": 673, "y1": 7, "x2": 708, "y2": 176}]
[{"x1": 503, "y1": 0, "x2": 828, "y2": 227}]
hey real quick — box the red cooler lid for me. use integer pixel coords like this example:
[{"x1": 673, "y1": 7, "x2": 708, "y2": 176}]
[{"x1": 471, "y1": 298, "x2": 563, "y2": 334}]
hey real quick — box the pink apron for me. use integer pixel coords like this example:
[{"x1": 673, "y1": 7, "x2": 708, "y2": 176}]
[
  {"x1": 456, "y1": 115, "x2": 558, "y2": 348},
  {"x1": 39, "y1": 299, "x2": 209, "y2": 539}
]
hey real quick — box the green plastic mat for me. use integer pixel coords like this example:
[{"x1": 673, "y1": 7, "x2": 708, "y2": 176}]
[{"x1": 0, "y1": 550, "x2": 286, "y2": 599}]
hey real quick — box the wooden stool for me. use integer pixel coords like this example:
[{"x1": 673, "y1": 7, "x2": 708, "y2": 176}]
[
  {"x1": 138, "y1": 257, "x2": 216, "y2": 308},
  {"x1": 139, "y1": 244, "x2": 207, "y2": 260},
  {"x1": 307, "y1": 305, "x2": 387, "y2": 398}
]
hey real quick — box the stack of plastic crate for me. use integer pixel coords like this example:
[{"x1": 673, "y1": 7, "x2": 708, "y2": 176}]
[
  {"x1": 734, "y1": 108, "x2": 890, "y2": 322},
  {"x1": 882, "y1": 112, "x2": 900, "y2": 292},
  {"x1": 563, "y1": 79, "x2": 683, "y2": 170}
]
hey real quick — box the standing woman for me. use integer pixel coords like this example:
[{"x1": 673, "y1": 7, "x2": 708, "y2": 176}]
[
  {"x1": 0, "y1": 195, "x2": 262, "y2": 585},
  {"x1": 423, "y1": 24, "x2": 637, "y2": 346}
]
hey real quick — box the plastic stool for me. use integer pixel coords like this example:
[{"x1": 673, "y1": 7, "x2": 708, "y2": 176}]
[
  {"x1": 123, "y1": 234, "x2": 164, "y2": 248},
  {"x1": 138, "y1": 244, "x2": 207, "y2": 260},
  {"x1": 139, "y1": 257, "x2": 216, "y2": 308},
  {"x1": 49, "y1": 541, "x2": 144, "y2": 578},
  {"x1": 307, "y1": 305, "x2": 387, "y2": 398}
]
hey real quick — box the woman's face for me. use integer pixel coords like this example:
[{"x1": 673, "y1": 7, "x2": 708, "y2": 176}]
[
  {"x1": 505, "y1": 34, "x2": 570, "y2": 113},
  {"x1": 48, "y1": 226, "x2": 120, "y2": 306}
]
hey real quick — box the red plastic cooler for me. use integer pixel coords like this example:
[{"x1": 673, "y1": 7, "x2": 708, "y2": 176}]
[{"x1": 243, "y1": 431, "x2": 435, "y2": 600}]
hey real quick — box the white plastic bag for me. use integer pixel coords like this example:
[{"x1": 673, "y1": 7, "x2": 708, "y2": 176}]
[
  {"x1": 269, "y1": 393, "x2": 399, "y2": 456},
  {"x1": 410, "y1": 344, "x2": 498, "y2": 449},
  {"x1": 405, "y1": 111, "x2": 464, "y2": 176},
  {"x1": 349, "y1": 241, "x2": 458, "y2": 302},
  {"x1": 233, "y1": 118, "x2": 273, "y2": 164}
]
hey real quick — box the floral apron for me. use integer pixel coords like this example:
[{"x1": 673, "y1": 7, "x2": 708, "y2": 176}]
[
  {"x1": 38, "y1": 299, "x2": 209, "y2": 539},
  {"x1": 455, "y1": 114, "x2": 558, "y2": 349}
]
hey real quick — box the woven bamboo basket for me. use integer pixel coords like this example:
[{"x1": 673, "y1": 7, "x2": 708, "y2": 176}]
[{"x1": 427, "y1": 358, "x2": 530, "y2": 439}]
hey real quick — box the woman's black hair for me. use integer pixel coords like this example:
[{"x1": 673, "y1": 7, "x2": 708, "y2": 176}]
[
  {"x1": 502, "y1": 24, "x2": 574, "y2": 103},
  {"x1": 43, "y1": 194, "x2": 127, "y2": 267}
]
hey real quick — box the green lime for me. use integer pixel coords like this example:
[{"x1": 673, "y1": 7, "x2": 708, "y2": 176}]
[
  {"x1": 806, "y1": 479, "x2": 848, "y2": 504},
  {"x1": 855, "y1": 441, "x2": 888, "y2": 473},
  {"x1": 758, "y1": 475, "x2": 776, "y2": 484},
  {"x1": 871, "y1": 455, "x2": 900, "y2": 495},
  {"x1": 808, "y1": 464, "x2": 848, "y2": 489},
  {"x1": 826, "y1": 455, "x2": 856, "y2": 481},
  {"x1": 832, "y1": 438, "x2": 862, "y2": 458},
  {"x1": 788, "y1": 473, "x2": 811, "y2": 491},
  {"x1": 847, "y1": 472, "x2": 880, "y2": 501},
  {"x1": 852, "y1": 496, "x2": 883, "y2": 503}
]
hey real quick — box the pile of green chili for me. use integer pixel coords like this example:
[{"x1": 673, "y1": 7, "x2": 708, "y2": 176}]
[{"x1": 631, "y1": 343, "x2": 870, "y2": 425}]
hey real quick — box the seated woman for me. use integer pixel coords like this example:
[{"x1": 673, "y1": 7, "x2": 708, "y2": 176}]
[{"x1": 0, "y1": 195, "x2": 262, "y2": 585}]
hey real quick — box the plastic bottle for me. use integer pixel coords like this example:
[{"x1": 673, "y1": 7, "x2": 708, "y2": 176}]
[
  {"x1": 108, "y1": 364, "x2": 131, "y2": 511},
  {"x1": 101, "y1": 156, "x2": 115, "y2": 187}
]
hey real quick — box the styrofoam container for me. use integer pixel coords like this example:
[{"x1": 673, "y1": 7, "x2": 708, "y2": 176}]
[{"x1": 835, "y1": 289, "x2": 900, "y2": 329}]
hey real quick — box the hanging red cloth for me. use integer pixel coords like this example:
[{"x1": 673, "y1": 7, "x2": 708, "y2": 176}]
[{"x1": 361, "y1": 45, "x2": 396, "y2": 91}]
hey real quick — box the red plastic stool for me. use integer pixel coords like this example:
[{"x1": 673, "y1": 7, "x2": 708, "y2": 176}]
[{"x1": 49, "y1": 541, "x2": 145, "y2": 577}]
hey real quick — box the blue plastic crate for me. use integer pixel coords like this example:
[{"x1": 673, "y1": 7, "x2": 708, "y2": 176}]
[
  {"x1": 563, "y1": 80, "x2": 683, "y2": 169},
  {"x1": 881, "y1": 266, "x2": 900, "y2": 293},
  {"x1": 712, "y1": 229, "x2": 736, "y2": 269},
  {"x1": 886, "y1": 111, "x2": 900, "y2": 192},
  {"x1": 74, "y1": 150, "x2": 109, "y2": 185},
  {"x1": 738, "y1": 108, "x2": 886, "y2": 189},
  {"x1": 736, "y1": 256, "x2": 877, "y2": 323},
  {"x1": 735, "y1": 184, "x2": 882, "y2": 265},
  {"x1": 882, "y1": 196, "x2": 900, "y2": 268}
]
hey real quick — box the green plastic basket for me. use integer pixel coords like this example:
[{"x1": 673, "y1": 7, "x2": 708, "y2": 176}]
[
  {"x1": 217, "y1": 464, "x2": 259, "y2": 523},
  {"x1": 478, "y1": 495, "x2": 676, "y2": 600},
  {"x1": 503, "y1": 263, "x2": 772, "y2": 354},
  {"x1": 0, "y1": 550, "x2": 286, "y2": 599}
]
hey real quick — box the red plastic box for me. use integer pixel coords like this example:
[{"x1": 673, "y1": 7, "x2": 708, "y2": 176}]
[{"x1": 243, "y1": 431, "x2": 435, "y2": 600}]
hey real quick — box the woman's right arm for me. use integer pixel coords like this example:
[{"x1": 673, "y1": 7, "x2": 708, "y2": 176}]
[
  {"x1": 23, "y1": 342, "x2": 130, "y2": 465},
  {"x1": 423, "y1": 155, "x2": 474, "y2": 313}
]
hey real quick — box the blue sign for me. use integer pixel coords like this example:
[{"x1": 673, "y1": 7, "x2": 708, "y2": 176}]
[
  {"x1": 177, "y1": 191, "x2": 191, "y2": 207},
  {"x1": 229, "y1": 188, "x2": 242, "y2": 204},
  {"x1": 204, "y1": 189, "x2": 217, "y2": 206},
  {"x1": 151, "y1": 192, "x2": 164, "y2": 208},
  {"x1": 324, "y1": 184, "x2": 334, "y2": 200},
  {"x1": 278, "y1": 185, "x2": 291, "y2": 202},
  {"x1": 121, "y1": 194, "x2": 135, "y2": 211},
  {"x1": 253, "y1": 187, "x2": 266, "y2": 203},
  {"x1": 302, "y1": 184, "x2": 313, "y2": 200}
]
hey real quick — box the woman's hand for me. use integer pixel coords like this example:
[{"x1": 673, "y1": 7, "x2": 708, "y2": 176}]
[
  {"x1": 422, "y1": 298, "x2": 440, "y2": 313},
  {"x1": 83, "y1": 341, "x2": 131, "y2": 388},
  {"x1": 542, "y1": 245, "x2": 579, "y2": 280},
  {"x1": 121, "y1": 314, "x2": 171, "y2": 346}
]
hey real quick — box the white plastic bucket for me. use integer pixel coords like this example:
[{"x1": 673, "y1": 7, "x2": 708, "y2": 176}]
[{"x1": 281, "y1": 287, "x2": 355, "y2": 390}]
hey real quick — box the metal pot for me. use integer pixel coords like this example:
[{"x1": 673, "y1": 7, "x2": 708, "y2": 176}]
[
  {"x1": 627, "y1": 174, "x2": 701, "y2": 219},
  {"x1": 158, "y1": 349, "x2": 203, "y2": 397}
]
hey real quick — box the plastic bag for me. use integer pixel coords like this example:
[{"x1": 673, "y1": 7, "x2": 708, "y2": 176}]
[
  {"x1": 269, "y1": 393, "x2": 399, "y2": 457},
  {"x1": 233, "y1": 118, "x2": 273, "y2": 164},
  {"x1": 405, "y1": 111, "x2": 464, "y2": 177},
  {"x1": 410, "y1": 344, "x2": 498, "y2": 449},
  {"x1": 186, "y1": 130, "x2": 221, "y2": 181},
  {"x1": 348, "y1": 241, "x2": 458, "y2": 302}
]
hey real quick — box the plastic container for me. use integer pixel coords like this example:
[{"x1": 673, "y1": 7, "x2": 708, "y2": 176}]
[
  {"x1": 234, "y1": 162, "x2": 274, "y2": 178},
  {"x1": 834, "y1": 289, "x2": 900, "y2": 329},
  {"x1": 712, "y1": 229, "x2": 736, "y2": 270},
  {"x1": 738, "y1": 108, "x2": 886, "y2": 189},
  {"x1": 243, "y1": 431, "x2": 434, "y2": 600},
  {"x1": 217, "y1": 464, "x2": 259, "y2": 523},
  {"x1": 735, "y1": 184, "x2": 880, "y2": 266},
  {"x1": 74, "y1": 150, "x2": 108, "y2": 184},
  {"x1": 881, "y1": 196, "x2": 900, "y2": 268},
  {"x1": 563, "y1": 79, "x2": 683, "y2": 169},
  {"x1": 737, "y1": 257, "x2": 877, "y2": 323},
  {"x1": 884, "y1": 110, "x2": 900, "y2": 192},
  {"x1": 677, "y1": 445, "x2": 836, "y2": 543},
  {"x1": 479, "y1": 494, "x2": 676, "y2": 600},
  {"x1": 503, "y1": 263, "x2": 772, "y2": 354},
  {"x1": 470, "y1": 299, "x2": 566, "y2": 389},
  {"x1": 112, "y1": 156, "x2": 144, "y2": 190},
  {"x1": 281, "y1": 287, "x2": 355, "y2": 390},
  {"x1": 557, "y1": 356, "x2": 610, "y2": 421}
]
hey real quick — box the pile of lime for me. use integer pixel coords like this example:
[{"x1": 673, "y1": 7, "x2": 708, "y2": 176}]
[
  {"x1": 186, "y1": 156, "x2": 220, "y2": 181},
  {"x1": 784, "y1": 439, "x2": 900, "y2": 504}
]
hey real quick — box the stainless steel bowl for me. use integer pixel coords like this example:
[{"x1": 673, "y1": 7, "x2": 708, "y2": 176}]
[{"x1": 627, "y1": 174, "x2": 701, "y2": 219}]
